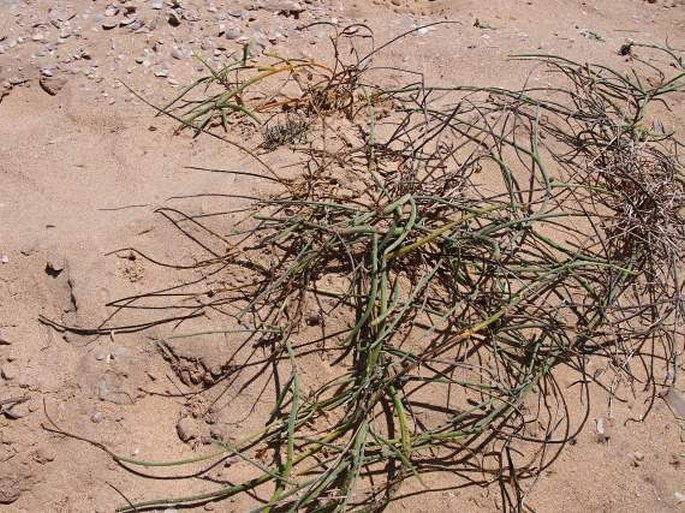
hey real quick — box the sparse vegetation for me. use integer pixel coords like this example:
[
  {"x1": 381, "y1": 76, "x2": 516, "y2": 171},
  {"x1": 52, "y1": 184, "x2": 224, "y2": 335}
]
[{"x1": 42, "y1": 27, "x2": 685, "y2": 512}]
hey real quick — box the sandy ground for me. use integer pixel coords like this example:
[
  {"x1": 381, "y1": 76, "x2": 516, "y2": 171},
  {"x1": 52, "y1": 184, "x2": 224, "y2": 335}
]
[{"x1": 1, "y1": 0, "x2": 685, "y2": 511}]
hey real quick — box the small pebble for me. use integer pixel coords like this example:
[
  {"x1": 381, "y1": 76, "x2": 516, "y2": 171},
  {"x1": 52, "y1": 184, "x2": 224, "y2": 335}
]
[
  {"x1": 40, "y1": 76, "x2": 68, "y2": 96},
  {"x1": 167, "y1": 12, "x2": 181, "y2": 27},
  {"x1": 176, "y1": 417, "x2": 196, "y2": 442},
  {"x1": 263, "y1": 0, "x2": 305, "y2": 15},
  {"x1": 225, "y1": 28, "x2": 241, "y2": 40},
  {"x1": 629, "y1": 451, "x2": 645, "y2": 467},
  {"x1": 3, "y1": 401, "x2": 29, "y2": 419},
  {"x1": 45, "y1": 252, "x2": 66, "y2": 274},
  {"x1": 33, "y1": 446, "x2": 57, "y2": 464},
  {"x1": 1, "y1": 364, "x2": 17, "y2": 380},
  {"x1": 94, "y1": 349, "x2": 109, "y2": 361},
  {"x1": 595, "y1": 417, "x2": 611, "y2": 443},
  {"x1": 120, "y1": 15, "x2": 137, "y2": 27},
  {"x1": 170, "y1": 46, "x2": 184, "y2": 60}
]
